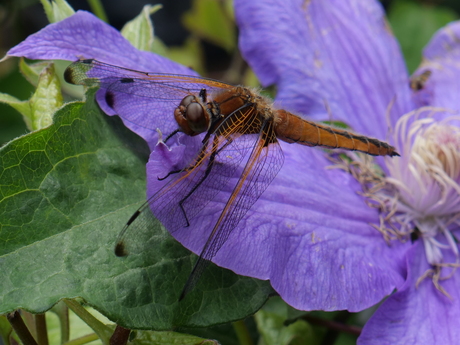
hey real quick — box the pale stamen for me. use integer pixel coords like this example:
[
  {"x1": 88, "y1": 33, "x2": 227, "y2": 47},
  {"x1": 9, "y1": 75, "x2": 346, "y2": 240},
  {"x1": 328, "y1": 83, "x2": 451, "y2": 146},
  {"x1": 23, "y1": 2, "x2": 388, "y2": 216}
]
[{"x1": 330, "y1": 107, "x2": 460, "y2": 295}]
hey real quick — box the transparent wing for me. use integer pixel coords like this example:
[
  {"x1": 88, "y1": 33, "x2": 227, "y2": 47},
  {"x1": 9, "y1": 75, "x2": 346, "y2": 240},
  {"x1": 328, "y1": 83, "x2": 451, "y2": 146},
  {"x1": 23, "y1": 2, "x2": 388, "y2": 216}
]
[
  {"x1": 65, "y1": 59, "x2": 233, "y2": 137},
  {"x1": 180, "y1": 118, "x2": 285, "y2": 298},
  {"x1": 115, "y1": 104, "x2": 284, "y2": 298},
  {"x1": 115, "y1": 106, "x2": 261, "y2": 256}
]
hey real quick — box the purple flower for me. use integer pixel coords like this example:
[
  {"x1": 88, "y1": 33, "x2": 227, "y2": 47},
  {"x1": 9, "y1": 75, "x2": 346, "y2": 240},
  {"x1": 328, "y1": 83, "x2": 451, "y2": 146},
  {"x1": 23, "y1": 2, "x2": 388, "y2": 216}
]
[
  {"x1": 5, "y1": 10, "x2": 195, "y2": 145},
  {"x1": 5, "y1": 6, "x2": 406, "y2": 310},
  {"x1": 5, "y1": 2, "x2": 460, "y2": 343},
  {"x1": 236, "y1": 0, "x2": 460, "y2": 343}
]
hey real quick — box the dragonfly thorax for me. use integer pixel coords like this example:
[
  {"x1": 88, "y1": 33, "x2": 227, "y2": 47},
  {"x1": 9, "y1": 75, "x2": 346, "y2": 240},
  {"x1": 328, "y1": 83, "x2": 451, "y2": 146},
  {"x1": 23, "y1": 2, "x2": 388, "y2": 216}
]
[{"x1": 174, "y1": 94, "x2": 211, "y2": 136}]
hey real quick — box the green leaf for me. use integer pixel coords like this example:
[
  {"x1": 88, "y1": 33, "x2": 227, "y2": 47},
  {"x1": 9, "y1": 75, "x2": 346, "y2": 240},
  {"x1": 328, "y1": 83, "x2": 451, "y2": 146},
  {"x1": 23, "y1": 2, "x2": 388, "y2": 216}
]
[
  {"x1": 121, "y1": 4, "x2": 163, "y2": 52},
  {"x1": 255, "y1": 298, "x2": 317, "y2": 345},
  {"x1": 40, "y1": 0, "x2": 75, "y2": 23},
  {"x1": 182, "y1": 0, "x2": 236, "y2": 52},
  {"x1": 388, "y1": 0, "x2": 458, "y2": 73},
  {"x1": 0, "y1": 89, "x2": 272, "y2": 329}
]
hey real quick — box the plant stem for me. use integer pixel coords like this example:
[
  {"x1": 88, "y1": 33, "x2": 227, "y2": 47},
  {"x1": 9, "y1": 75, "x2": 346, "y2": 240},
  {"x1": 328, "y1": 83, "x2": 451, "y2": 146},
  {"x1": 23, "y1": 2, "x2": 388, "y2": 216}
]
[
  {"x1": 21, "y1": 311, "x2": 35, "y2": 335},
  {"x1": 7, "y1": 311, "x2": 38, "y2": 345},
  {"x1": 232, "y1": 320, "x2": 253, "y2": 345},
  {"x1": 34, "y1": 314, "x2": 48, "y2": 345},
  {"x1": 86, "y1": 0, "x2": 108, "y2": 22},
  {"x1": 63, "y1": 299, "x2": 112, "y2": 344},
  {"x1": 10, "y1": 336, "x2": 20, "y2": 345},
  {"x1": 0, "y1": 315, "x2": 13, "y2": 345},
  {"x1": 52, "y1": 301, "x2": 70, "y2": 343},
  {"x1": 63, "y1": 333, "x2": 99, "y2": 345},
  {"x1": 109, "y1": 325, "x2": 130, "y2": 345}
]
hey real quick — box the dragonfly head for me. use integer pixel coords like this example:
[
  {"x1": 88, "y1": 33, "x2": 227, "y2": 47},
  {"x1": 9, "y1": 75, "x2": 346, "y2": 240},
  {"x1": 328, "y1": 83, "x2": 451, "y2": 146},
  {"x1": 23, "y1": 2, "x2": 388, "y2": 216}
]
[{"x1": 174, "y1": 95, "x2": 211, "y2": 136}]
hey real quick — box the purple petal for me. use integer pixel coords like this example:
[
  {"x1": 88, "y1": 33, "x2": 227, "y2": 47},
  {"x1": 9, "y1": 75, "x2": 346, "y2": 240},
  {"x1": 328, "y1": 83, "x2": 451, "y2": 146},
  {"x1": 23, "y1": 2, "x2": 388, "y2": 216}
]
[
  {"x1": 148, "y1": 141, "x2": 408, "y2": 311},
  {"x1": 7, "y1": 7, "x2": 410, "y2": 312},
  {"x1": 359, "y1": 241, "x2": 460, "y2": 345},
  {"x1": 5, "y1": 11, "x2": 195, "y2": 144},
  {"x1": 5, "y1": 11, "x2": 190, "y2": 74},
  {"x1": 412, "y1": 21, "x2": 460, "y2": 111},
  {"x1": 236, "y1": 0, "x2": 413, "y2": 140}
]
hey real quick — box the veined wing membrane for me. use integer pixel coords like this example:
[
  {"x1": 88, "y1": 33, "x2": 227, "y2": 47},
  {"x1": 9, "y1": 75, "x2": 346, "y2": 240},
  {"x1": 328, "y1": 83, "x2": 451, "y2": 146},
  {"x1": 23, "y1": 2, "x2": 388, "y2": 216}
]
[
  {"x1": 65, "y1": 59, "x2": 233, "y2": 136},
  {"x1": 65, "y1": 59, "x2": 231, "y2": 98},
  {"x1": 115, "y1": 107, "x2": 270, "y2": 258},
  {"x1": 180, "y1": 117, "x2": 285, "y2": 298}
]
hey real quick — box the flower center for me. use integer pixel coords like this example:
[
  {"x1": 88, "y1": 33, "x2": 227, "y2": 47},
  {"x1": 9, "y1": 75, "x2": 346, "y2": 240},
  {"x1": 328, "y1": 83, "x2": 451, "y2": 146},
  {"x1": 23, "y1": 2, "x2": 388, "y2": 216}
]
[
  {"x1": 331, "y1": 108, "x2": 460, "y2": 294},
  {"x1": 387, "y1": 113, "x2": 460, "y2": 221},
  {"x1": 416, "y1": 122, "x2": 460, "y2": 182}
]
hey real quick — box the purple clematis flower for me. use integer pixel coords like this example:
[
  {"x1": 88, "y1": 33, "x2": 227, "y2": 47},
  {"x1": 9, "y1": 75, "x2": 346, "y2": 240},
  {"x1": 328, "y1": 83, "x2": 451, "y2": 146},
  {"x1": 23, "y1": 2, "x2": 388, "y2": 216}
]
[
  {"x1": 4, "y1": 10, "x2": 195, "y2": 146},
  {"x1": 236, "y1": 0, "x2": 460, "y2": 343},
  {"x1": 5, "y1": 1, "x2": 460, "y2": 343},
  {"x1": 5, "y1": 8, "x2": 407, "y2": 313}
]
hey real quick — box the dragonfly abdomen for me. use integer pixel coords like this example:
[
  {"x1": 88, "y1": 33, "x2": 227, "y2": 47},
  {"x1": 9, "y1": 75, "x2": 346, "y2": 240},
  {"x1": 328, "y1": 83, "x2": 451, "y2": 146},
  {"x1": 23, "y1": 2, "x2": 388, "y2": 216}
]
[{"x1": 274, "y1": 110, "x2": 399, "y2": 157}]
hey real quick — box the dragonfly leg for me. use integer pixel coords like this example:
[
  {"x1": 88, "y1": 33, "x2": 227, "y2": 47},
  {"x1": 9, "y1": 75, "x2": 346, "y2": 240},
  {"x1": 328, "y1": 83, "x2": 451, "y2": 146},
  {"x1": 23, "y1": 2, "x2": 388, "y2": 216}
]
[
  {"x1": 177, "y1": 135, "x2": 234, "y2": 227},
  {"x1": 158, "y1": 169, "x2": 182, "y2": 181},
  {"x1": 164, "y1": 129, "x2": 181, "y2": 143},
  {"x1": 178, "y1": 138, "x2": 220, "y2": 227},
  {"x1": 157, "y1": 135, "x2": 212, "y2": 181}
]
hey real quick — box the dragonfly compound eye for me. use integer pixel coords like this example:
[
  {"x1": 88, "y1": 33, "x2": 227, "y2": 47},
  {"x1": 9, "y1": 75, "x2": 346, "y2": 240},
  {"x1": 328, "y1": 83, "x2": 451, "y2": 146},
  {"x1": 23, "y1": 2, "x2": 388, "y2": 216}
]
[
  {"x1": 180, "y1": 95, "x2": 196, "y2": 107},
  {"x1": 174, "y1": 95, "x2": 209, "y2": 135},
  {"x1": 185, "y1": 102, "x2": 210, "y2": 134}
]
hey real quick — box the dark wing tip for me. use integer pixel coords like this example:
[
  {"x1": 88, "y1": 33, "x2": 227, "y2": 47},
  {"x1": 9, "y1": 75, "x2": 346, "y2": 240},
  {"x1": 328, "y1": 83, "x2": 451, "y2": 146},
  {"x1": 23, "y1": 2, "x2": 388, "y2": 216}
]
[
  {"x1": 114, "y1": 242, "x2": 128, "y2": 257},
  {"x1": 63, "y1": 65, "x2": 76, "y2": 84},
  {"x1": 105, "y1": 91, "x2": 115, "y2": 108},
  {"x1": 64, "y1": 59, "x2": 95, "y2": 85}
]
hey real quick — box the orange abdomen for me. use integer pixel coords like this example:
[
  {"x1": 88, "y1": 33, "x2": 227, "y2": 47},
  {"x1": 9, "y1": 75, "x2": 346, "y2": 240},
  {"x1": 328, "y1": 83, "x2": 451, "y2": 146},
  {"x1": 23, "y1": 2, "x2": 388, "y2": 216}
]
[{"x1": 274, "y1": 110, "x2": 398, "y2": 157}]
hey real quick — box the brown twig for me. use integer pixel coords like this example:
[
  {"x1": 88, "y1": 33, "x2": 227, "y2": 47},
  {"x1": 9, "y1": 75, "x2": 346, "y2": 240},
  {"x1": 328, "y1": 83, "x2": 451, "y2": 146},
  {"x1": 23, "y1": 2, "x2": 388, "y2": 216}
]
[
  {"x1": 7, "y1": 311, "x2": 38, "y2": 345},
  {"x1": 301, "y1": 313, "x2": 362, "y2": 336},
  {"x1": 109, "y1": 325, "x2": 131, "y2": 345}
]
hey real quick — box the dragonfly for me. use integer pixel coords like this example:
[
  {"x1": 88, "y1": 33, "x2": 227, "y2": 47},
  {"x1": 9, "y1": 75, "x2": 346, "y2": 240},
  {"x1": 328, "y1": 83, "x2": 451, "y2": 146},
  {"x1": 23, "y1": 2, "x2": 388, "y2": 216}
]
[{"x1": 64, "y1": 59, "x2": 399, "y2": 299}]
